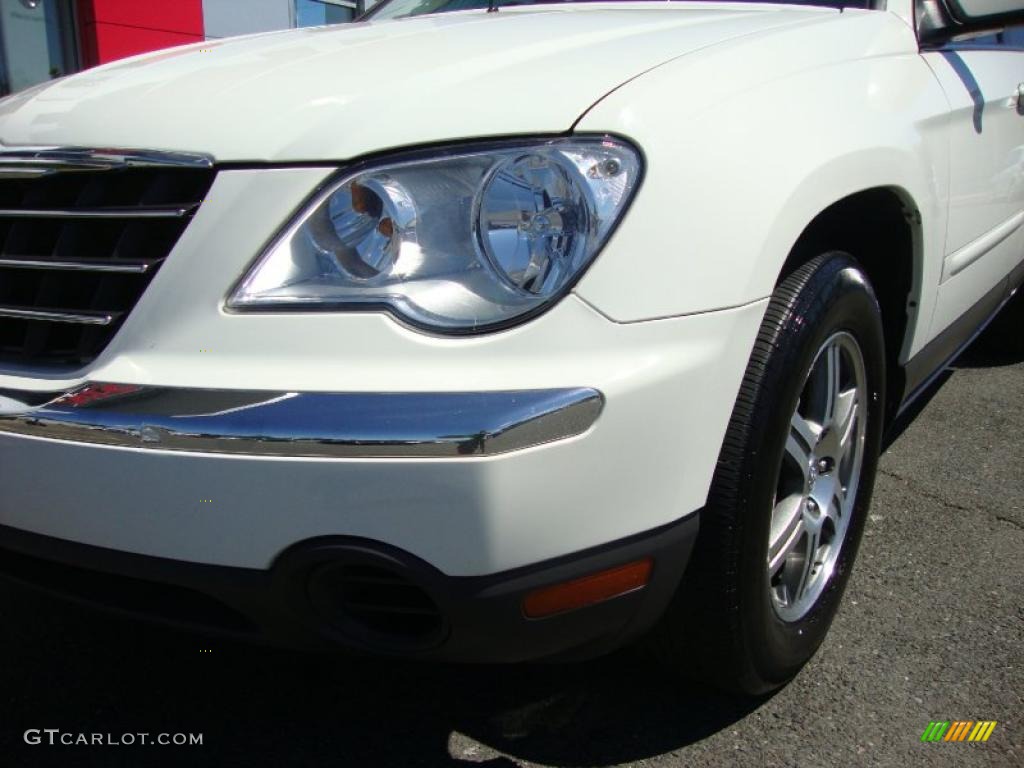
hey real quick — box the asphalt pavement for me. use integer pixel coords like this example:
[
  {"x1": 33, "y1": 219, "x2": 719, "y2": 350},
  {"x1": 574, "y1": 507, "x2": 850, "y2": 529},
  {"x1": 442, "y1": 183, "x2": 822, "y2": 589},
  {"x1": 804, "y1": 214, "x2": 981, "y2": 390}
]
[{"x1": 1, "y1": 294, "x2": 1021, "y2": 768}]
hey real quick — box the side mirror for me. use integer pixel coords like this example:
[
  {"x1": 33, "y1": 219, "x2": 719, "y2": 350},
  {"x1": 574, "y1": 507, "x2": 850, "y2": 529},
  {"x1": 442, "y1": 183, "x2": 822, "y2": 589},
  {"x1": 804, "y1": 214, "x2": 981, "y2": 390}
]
[
  {"x1": 919, "y1": 0, "x2": 1024, "y2": 44},
  {"x1": 942, "y1": 0, "x2": 1024, "y2": 27}
]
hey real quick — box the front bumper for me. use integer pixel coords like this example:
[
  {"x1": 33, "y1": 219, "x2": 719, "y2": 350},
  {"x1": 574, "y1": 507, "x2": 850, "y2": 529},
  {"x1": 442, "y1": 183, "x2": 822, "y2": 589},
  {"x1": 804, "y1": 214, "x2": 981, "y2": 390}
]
[{"x1": 0, "y1": 515, "x2": 698, "y2": 662}]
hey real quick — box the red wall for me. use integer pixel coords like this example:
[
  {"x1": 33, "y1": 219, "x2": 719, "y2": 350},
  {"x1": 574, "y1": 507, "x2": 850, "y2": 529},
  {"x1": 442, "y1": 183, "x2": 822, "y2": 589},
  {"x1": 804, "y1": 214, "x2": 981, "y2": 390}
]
[{"x1": 77, "y1": 0, "x2": 205, "y2": 67}]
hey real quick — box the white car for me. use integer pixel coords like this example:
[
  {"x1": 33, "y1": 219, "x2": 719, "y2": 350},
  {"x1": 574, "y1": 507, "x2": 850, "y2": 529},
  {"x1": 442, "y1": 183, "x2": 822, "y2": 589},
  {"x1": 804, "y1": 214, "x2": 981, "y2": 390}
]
[{"x1": 0, "y1": 0, "x2": 1020, "y2": 694}]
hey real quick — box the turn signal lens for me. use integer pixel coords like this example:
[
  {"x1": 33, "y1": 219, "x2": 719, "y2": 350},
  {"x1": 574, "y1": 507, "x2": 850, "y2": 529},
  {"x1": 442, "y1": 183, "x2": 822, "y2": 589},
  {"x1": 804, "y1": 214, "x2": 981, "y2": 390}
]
[{"x1": 522, "y1": 559, "x2": 653, "y2": 619}]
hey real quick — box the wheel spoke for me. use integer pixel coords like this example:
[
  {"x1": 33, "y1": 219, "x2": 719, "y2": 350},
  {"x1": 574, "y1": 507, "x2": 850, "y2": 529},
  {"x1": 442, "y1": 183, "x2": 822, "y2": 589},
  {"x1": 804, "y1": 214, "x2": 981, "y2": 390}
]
[
  {"x1": 822, "y1": 343, "x2": 842, "y2": 424},
  {"x1": 768, "y1": 495, "x2": 805, "y2": 574},
  {"x1": 786, "y1": 436, "x2": 812, "y2": 483},
  {"x1": 832, "y1": 482, "x2": 850, "y2": 520},
  {"x1": 835, "y1": 389, "x2": 858, "y2": 452},
  {"x1": 794, "y1": 514, "x2": 823, "y2": 601},
  {"x1": 788, "y1": 412, "x2": 818, "y2": 478},
  {"x1": 791, "y1": 410, "x2": 820, "y2": 447}
]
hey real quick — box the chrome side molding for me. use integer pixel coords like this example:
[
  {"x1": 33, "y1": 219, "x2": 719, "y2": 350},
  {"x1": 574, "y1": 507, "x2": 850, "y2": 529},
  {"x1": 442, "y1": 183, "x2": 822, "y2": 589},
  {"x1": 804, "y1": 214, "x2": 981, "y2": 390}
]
[{"x1": 0, "y1": 384, "x2": 604, "y2": 458}]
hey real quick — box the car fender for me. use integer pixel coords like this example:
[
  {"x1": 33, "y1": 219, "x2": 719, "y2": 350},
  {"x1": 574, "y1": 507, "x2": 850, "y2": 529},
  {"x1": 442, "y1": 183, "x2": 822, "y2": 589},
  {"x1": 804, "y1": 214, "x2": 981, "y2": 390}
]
[{"x1": 573, "y1": 9, "x2": 950, "y2": 360}]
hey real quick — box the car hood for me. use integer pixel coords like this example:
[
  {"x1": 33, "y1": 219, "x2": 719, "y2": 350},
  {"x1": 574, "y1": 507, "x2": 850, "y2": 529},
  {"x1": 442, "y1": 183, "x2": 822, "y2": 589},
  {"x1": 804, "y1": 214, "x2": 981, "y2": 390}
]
[{"x1": 0, "y1": 4, "x2": 828, "y2": 163}]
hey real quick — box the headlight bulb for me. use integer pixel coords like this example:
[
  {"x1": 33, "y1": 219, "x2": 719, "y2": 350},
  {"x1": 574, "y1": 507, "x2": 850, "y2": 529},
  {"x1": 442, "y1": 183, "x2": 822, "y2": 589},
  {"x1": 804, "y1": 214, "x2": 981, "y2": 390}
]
[{"x1": 476, "y1": 153, "x2": 588, "y2": 296}]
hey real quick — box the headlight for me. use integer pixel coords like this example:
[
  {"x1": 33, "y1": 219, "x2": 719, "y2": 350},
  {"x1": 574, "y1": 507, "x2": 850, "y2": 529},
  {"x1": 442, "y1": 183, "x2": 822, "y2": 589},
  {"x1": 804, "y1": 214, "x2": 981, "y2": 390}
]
[{"x1": 227, "y1": 138, "x2": 642, "y2": 333}]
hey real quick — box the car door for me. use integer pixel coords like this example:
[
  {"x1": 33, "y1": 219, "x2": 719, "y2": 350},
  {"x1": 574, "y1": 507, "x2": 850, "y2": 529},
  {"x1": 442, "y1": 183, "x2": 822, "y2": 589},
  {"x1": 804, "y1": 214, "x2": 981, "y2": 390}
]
[{"x1": 921, "y1": 23, "x2": 1024, "y2": 336}]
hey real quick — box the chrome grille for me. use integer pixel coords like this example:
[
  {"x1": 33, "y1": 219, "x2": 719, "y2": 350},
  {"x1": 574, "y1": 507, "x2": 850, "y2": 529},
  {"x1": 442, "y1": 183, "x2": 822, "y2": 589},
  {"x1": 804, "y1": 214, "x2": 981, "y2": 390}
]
[{"x1": 0, "y1": 153, "x2": 215, "y2": 370}]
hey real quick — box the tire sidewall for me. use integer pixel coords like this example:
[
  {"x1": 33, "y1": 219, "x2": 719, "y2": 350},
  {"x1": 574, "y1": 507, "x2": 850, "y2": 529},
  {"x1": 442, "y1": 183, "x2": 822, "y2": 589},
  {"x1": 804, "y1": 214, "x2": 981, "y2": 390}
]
[{"x1": 738, "y1": 257, "x2": 886, "y2": 685}]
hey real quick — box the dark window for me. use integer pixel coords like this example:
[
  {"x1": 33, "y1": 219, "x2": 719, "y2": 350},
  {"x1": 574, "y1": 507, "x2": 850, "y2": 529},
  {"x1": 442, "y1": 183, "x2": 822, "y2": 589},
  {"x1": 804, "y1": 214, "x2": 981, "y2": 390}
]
[
  {"x1": 0, "y1": 0, "x2": 78, "y2": 97},
  {"x1": 294, "y1": 0, "x2": 358, "y2": 26},
  {"x1": 365, "y1": 0, "x2": 869, "y2": 22}
]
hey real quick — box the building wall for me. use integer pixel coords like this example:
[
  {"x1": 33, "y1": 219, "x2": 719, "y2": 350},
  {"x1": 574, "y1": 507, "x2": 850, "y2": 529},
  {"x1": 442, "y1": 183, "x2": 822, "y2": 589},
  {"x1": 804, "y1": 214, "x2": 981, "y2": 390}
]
[
  {"x1": 0, "y1": 0, "x2": 368, "y2": 95},
  {"x1": 77, "y1": 0, "x2": 205, "y2": 67}
]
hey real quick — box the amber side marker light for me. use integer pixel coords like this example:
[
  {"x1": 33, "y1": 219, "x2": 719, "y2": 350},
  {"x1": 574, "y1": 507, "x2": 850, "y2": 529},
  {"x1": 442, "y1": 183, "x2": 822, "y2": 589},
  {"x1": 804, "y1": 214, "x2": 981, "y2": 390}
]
[{"x1": 522, "y1": 559, "x2": 654, "y2": 619}]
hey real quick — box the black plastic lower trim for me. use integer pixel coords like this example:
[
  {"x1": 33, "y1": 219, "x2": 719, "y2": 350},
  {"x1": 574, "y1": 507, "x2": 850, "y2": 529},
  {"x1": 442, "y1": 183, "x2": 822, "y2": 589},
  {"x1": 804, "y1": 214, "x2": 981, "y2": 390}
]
[
  {"x1": 0, "y1": 515, "x2": 698, "y2": 663},
  {"x1": 898, "y1": 272, "x2": 1015, "y2": 416}
]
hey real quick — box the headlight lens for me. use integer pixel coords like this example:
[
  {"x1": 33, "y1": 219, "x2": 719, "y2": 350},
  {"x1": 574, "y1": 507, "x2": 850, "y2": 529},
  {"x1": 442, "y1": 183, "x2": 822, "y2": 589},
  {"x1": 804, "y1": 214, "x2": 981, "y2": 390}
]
[{"x1": 228, "y1": 138, "x2": 641, "y2": 332}]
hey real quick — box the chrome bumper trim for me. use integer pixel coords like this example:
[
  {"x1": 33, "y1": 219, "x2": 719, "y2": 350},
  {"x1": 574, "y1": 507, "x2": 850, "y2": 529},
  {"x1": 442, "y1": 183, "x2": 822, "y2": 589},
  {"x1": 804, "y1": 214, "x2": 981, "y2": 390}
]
[{"x1": 0, "y1": 384, "x2": 604, "y2": 458}]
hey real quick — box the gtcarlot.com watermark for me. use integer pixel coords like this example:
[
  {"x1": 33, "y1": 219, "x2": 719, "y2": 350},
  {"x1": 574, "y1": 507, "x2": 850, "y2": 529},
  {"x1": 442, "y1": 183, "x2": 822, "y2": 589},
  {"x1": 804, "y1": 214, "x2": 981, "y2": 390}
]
[{"x1": 24, "y1": 729, "x2": 203, "y2": 747}]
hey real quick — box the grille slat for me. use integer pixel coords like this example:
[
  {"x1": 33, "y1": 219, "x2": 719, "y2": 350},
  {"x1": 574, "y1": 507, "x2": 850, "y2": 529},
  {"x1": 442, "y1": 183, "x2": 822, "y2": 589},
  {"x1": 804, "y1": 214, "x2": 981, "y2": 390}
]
[
  {"x1": 0, "y1": 307, "x2": 118, "y2": 325},
  {"x1": 0, "y1": 164, "x2": 214, "y2": 370},
  {"x1": 0, "y1": 205, "x2": 197, "y2": 220},
  {"x1": 0, "y1": 258, "x2": 157, "y2": 274}
]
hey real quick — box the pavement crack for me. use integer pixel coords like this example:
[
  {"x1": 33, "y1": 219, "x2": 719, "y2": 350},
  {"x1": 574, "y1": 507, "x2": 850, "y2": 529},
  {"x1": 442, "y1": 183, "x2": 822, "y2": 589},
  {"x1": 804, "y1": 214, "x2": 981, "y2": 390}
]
[
  {"x1": 880, "y1": 466, "x2": 1024, "y2": 531},
  {"x1": 994, "y1": 515, "x2": 1024, "y2": 531},
  {"x1": 877, "y1": 468, "x2": 973, "y2": 513}
]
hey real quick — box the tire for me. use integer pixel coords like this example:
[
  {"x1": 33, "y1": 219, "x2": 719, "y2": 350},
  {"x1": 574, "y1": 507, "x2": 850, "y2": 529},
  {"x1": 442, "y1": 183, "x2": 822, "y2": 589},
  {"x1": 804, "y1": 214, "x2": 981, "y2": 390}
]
[{"x1": 654, "y1": 251, "x2": 887, "y2": 695}]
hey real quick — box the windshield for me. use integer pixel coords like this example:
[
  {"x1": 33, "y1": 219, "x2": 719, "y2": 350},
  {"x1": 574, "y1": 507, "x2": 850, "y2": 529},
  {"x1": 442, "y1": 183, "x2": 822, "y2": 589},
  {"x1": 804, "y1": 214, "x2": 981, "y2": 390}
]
[{"x1": 364, "y1": 0, "x2": 866, "y2": 21}]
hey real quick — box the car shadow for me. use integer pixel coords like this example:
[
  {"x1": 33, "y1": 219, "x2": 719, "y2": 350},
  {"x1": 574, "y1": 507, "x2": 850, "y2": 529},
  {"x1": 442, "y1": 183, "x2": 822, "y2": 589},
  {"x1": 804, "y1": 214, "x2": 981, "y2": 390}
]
[
  {"x1": 884, "y1": 288, "x2": 1022, "y2": 450},
  {"x1": 314, "y1": 650, "x2": 766, "y2": 768},
  {"x1": 955, "y1": 337, "x2": 1024, "y2": 368},
  {"x1": 951, "y1": 289, "x2": 1024, "y2": 369},
  {"x1": 0, "y1": 588, "x2": 767, "y2": 767}
]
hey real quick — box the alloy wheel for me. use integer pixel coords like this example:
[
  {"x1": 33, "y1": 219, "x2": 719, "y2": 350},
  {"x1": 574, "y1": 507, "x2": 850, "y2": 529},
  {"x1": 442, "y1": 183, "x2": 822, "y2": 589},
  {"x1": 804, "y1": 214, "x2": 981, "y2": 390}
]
[{"x1": 768, "y1": 331, "x2": 868, "y2": 622}]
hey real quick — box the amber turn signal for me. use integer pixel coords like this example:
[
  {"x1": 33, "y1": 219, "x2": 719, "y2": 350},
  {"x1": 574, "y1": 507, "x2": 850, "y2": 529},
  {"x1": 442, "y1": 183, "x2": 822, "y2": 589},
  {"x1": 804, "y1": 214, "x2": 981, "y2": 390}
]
[{"x1": 522, "y1": 559, "x2": 653, "y2": 619}]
